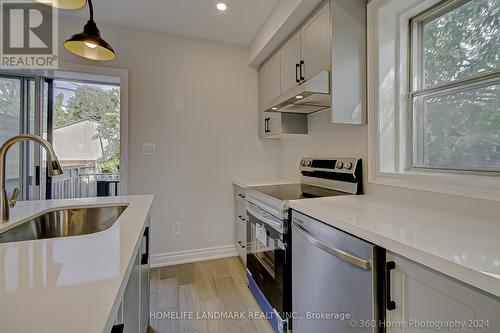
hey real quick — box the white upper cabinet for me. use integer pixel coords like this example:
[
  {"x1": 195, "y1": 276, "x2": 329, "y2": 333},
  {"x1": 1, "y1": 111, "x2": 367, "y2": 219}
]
[
  {"x1": 266, "y1": 51, "x2": 281, "y2": 103},
  {"x1": 259, "y1": 61, "x2": 286, "y2": 138},
  {"x1": 280, "y1": 33, "x2": 302, "y2": 93},
  {"x1": 257, "y1": 0, "x2": 366, "y2": 136},
  {"x1": 279, "y1": 2, "x2": 331, "y2": 94},
  {"x1": 259, "y1": 51, "x2": 281, "y2": 109},
  {"x1": 330, "y1": 0, "x2": 366, "y2": 124},
  {"x1": 301, "y1": 2, "x2": 331, "y2": 81},
  {"x1": 259, "y1": 45, "x2": 307, "y2": 139},
  {"x1": 258, "y1": 61, "x2": 268, "y2": 110}
]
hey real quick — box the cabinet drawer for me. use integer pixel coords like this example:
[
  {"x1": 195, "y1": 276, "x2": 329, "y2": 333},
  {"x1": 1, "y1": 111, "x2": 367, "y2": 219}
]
[
  {"x1": 237, "y1": 242, "x2": 246, "y2": 264},
  {"x1": 236, "y1": 215, "x2": 246, "y2": 235},
  {"x1": 234, "y1": 185, "x2": 246, "y2": 205},
  {"x1": 236, "y1": 223, "x2": 246, "y2": 244},
  {"x1": 235, "y1": 202, "x2": 246, "y2": 221},
  {"x1": 236, "y1": 227, "x2": 246, "y2": 264}
]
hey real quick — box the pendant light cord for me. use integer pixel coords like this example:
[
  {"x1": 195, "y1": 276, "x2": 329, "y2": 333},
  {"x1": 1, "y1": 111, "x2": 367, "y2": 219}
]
[{"x1": 88, "y1": 0, "x2": 94, "y2": 21}]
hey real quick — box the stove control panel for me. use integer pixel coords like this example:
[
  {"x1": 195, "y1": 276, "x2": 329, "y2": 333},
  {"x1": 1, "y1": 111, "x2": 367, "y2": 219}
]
[
  {"x1": 299, "y1": 157, "x2": 362, "y2": 194},
  {"x1": 299, "y1": 158, "x2": 360, "y2": 175}
]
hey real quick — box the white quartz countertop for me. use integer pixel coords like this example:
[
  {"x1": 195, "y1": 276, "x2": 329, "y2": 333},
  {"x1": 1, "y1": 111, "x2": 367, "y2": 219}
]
[
  {"x1": 232, "y1": 179, "x2": 295, "y2": 189},
  {"x1": 0, "y1": 195, "x2": 154, "y2": 333},
  {"x1": 289, "y1": 195, "x2": 500, "y2": 299}
]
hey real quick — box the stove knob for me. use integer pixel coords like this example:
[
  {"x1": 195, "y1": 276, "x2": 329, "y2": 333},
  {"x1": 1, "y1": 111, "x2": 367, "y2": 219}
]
[
  {"x1": 335, "y1": 161, "x2": 344, "y2": 169},
  {"x1": 344, "y1": 162, "x2": 353, "y2": 170}
]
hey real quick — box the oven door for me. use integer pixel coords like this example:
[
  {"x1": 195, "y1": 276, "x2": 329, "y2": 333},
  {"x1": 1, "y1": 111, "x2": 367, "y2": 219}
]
[{"x1": 246, "y1": 202, "x2": 288, "y2": 315}]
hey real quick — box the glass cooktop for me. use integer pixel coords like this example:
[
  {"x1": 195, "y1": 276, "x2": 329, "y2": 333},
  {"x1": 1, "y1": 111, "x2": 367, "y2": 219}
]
[{"x1": 248, "y1": 183, "x2": 350, "y2": 201}]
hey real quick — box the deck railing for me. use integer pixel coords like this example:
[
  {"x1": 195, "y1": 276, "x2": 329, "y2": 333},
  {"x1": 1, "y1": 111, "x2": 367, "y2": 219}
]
[{"x1": 51, "y1": 172, "x2": 120, "y2": 199}]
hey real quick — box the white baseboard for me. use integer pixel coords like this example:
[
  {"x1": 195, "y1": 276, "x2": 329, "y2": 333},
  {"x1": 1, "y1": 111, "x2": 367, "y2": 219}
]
[{"x1": 150, "y1": 244, "x2": 238, "y2": 268}]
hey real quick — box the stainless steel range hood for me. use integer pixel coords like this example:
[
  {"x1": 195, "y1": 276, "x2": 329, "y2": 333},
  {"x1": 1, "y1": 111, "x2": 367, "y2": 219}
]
[{"x1": 263, "y1": 71, "x2": 331, "y2": 114}]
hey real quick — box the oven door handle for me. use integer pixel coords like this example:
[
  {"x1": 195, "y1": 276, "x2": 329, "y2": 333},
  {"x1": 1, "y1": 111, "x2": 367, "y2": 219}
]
[
  {"x1": 246, "y1": 204, "x2": 282, "y2": 231},
  {"x1": 292, "y1": 222, "x2": 370, "y2": 270}
]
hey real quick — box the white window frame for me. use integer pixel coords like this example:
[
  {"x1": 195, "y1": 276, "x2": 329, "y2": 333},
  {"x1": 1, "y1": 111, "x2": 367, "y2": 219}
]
[
  {"x1": 367, "y1": 0, "x2": 500, "y2": 201},
  {"x1": 409, "y1": 0, "x2": 500, "y2": 173}
]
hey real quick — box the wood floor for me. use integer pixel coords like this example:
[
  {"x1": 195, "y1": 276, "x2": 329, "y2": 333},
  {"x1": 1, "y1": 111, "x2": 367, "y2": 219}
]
[{"x1": 149, "y1": 257, "x2": 274, "y2": 333}]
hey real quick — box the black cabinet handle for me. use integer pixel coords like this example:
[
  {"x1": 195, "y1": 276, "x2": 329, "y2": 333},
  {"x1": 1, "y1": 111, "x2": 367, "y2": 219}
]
[
  {"x1": 386, "y1": 261, "x2": 396, "y2": 311},
  {"x1": 237, "y1": 193, "x2": 245, "y2": 198},
  {"x1": 111, "y1": 324, "x2": 124, "y2": 333},
  {"x1": 35, "y1": 166, "x2": 40, "y2": 186},
  {"x1": 295, "y1": 63, "x2": 300, "y2": 83},
  {"x1": 265, "y1": 118, "x2": 270, "y2": 133},
  {"x1": 300, "y1": 60, "x2": 305, "y2": 81},
  {"x1": 141, "y1": 227, "x2": 149, "y2": 265}
]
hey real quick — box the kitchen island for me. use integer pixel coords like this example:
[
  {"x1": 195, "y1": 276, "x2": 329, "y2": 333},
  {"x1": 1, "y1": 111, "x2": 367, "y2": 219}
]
[{"x1": 0, "y1": 195, "x2": 154, "y2": 333}]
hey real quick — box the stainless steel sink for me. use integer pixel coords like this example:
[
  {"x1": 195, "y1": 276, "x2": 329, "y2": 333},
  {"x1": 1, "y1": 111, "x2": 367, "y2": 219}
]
[{"x1": 0, "y1": 205, "x2": 127, "y2": 243}]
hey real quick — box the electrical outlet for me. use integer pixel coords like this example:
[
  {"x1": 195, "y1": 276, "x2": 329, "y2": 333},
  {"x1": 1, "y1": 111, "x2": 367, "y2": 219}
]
[
  {"x1": 172, "y1": 223, "x2": 181, "y2": 235},
  {"x1": 143, "y1": 143, "x2": 156, "y2": 155}
]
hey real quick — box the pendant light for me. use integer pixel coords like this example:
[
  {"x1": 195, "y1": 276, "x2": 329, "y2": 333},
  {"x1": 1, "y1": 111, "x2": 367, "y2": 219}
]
[
  {"x1": 64, "y1": 0, "x2": 116, "y2": 61},
  {"x1": 36, "y1": 0, "x2": 87, "y2": 10}
]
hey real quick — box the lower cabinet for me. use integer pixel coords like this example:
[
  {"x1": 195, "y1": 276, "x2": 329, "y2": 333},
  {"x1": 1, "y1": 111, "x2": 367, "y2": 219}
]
[
  {"x1": 386, "y1": 252, "x2": 500, "y2": 332},
  {"x1": 111, "y1": 224, "x2": 150, "y2": 333},
  {"x1": 123, "y1": 249, "x2": 141, "y2": 333},
  {"x1": 234, "y1": 185, "x2": 247, "y2": 264}
]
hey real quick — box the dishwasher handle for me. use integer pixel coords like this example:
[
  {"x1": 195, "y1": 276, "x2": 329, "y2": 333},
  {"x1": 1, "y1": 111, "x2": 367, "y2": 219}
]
[{"x1": 292, "y1": 222, "x2": 370, "y2": 270}]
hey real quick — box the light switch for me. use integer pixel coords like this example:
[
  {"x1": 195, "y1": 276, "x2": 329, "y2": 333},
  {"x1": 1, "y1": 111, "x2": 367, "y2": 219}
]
[{"x1": 143, "y1": 143, "x2": 156, "y2": 155}]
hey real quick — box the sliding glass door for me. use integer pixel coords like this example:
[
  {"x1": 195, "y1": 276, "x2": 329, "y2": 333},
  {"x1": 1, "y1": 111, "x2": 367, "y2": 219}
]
[
  {"x1": 0, "y1": 75, "x2": 46, "y2": 200},
  {"x1": 0, "y1": 76, "x2": 22, "y2": 195},
  {"x1": 0, "y1": 73, "x2": 121, "y2": 201}
]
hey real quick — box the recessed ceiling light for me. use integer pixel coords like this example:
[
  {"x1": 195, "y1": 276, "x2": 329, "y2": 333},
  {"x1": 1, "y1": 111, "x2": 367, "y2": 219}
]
[
  {"x1": 271, "y1": 107, "x2": 278, "y2": 110},
  {"x1": 216, "y1": 2, "x2": 227, "y2": 11},
  {"x1": 295, "y1": 95, "x2": 304, "y2": 99}
]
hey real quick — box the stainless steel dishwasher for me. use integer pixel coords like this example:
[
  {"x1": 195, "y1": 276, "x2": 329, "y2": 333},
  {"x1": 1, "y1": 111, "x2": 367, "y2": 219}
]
[{"x1": 291, "y1": 210, "x2": 382, "y2": 333}]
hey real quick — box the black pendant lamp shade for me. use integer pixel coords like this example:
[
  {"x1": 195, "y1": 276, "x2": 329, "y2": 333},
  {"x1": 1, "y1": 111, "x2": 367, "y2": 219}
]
[{"x1": 64, "y1": 0, "x2": 116, "y2": 61}]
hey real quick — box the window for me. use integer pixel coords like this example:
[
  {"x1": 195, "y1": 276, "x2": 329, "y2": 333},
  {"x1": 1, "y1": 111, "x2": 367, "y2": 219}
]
[
  {"x1": 49, "y1": 80, "x2": 121, "y2": 198},
  {"x1": 409, "y1": 0, "x2": 500, "y2": 172}
]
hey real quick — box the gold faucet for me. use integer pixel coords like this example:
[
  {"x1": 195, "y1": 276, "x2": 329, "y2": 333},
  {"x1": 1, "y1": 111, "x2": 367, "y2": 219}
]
[{"x1": 0, "y1": 135, "x2": 63, "y2": 223}]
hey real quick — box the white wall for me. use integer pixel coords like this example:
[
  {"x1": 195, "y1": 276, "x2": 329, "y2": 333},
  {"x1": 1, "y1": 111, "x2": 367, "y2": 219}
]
[
  {"x1": 277, "y1": 110, "x2": 367, "y2": 182},
  {"x1": 57, "y1": 18, "x2": 280, "y2": 257}
]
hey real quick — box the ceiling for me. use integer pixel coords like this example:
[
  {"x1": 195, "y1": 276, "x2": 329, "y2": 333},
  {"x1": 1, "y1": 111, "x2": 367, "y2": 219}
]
[{"x1": 63, "y1": 0, "x2": 279, "y2": 46}]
